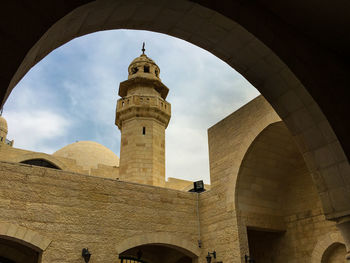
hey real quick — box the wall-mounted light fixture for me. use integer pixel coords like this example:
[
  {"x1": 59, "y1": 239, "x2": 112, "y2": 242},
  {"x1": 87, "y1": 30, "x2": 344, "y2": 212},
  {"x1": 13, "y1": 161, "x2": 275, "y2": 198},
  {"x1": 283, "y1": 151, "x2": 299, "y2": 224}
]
[
  {"x1": 82, "y1": 248, "x2": 91, "y2": 263},
  {"x1": 245, "y1": 255, "x2": 255, "y2": 263},
  {"x1": 206, "y1": 251, "x2": 216, "y2": 263}
]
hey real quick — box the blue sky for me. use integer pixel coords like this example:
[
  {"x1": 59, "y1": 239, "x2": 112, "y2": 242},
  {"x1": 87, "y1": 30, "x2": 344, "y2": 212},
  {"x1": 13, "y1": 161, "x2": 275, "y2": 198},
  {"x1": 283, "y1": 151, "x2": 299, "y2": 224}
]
[{"x1": 3, "y1": 30, "x2": 259, "y2": 184}]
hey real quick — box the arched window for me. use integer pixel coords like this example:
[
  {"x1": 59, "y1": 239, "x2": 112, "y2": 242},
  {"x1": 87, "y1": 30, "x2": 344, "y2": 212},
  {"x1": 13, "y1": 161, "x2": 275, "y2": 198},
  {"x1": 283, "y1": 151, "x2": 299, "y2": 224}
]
[
  {"x1": 20, "y1": 159, "x2": 61, "y2": 169},
  {"x1": 132, "y1": 67, "x2": 138, "y2": 74}
]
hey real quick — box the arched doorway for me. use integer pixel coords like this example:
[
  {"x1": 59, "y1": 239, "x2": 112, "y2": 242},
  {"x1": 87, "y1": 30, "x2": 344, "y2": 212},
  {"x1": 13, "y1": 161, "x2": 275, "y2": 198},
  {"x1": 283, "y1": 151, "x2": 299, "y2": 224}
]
[
  {"x1": 119, "y1": 244, "x2": 193, "y2": 263},
  {"x1": 116, "y1": 233, "x2": 199, "y2": 263},
  {"x1": 235, "y1": 121, "x2": 340, "y2": 262},
  {"x1": 0, "y1": 237, "x2": 40, "y2": 263},
  {"x1": 322, "y1": 243, "x2": 347, "y2": 263}
]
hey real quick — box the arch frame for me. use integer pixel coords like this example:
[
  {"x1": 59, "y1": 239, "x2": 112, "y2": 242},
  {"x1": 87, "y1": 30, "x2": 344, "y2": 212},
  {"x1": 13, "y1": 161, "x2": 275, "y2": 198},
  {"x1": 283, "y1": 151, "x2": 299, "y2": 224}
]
[
  {"x1": 115, "y1": 232, "x2": 200, "y2": 259},
  {"x1": 13, "y1": 153, "x2": 68, "y2": 171},
  {"x1": 0, "y1": 222, "x2": 52, "y2": 252},
  {"x1": 311, "y1": 232, "x2": 345, "y2": 263}
]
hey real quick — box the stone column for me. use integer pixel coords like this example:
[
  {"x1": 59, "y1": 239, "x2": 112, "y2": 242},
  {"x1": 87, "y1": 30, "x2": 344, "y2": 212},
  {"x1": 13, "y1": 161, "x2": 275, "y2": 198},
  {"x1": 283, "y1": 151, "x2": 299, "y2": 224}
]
[{"x1": 337, "y1": 216, "x2": 350, "y2": 261}]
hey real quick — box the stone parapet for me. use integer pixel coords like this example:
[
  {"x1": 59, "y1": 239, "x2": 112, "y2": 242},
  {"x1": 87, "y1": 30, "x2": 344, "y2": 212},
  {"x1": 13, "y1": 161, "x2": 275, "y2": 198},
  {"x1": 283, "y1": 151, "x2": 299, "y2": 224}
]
[{"x1": 115, "y1": 95, "x2": 171, "y2": 129}]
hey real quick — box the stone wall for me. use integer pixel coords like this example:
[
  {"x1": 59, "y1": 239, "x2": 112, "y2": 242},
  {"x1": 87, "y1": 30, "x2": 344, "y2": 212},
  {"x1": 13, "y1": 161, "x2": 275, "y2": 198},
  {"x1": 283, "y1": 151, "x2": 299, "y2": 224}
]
[{"x1": 0, "y1": 161, "x2": 199, "y2": 263}]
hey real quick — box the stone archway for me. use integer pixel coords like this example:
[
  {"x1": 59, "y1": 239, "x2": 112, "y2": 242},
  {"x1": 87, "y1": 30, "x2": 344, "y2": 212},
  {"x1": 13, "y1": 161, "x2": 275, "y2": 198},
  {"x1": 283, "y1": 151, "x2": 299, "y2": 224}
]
[
  {"x1": 0, "y1": 222, "x2": 52, "y2": 263},
  {"x1": 1, "y1": 0, "x2": 347, "y2": 221},
  {"x1": 13, "y1": 153, "x2": 68, "y2": 170},
  {"x1": 116, "y1": 232, "x2": 200, "y2": 257},
  {"x1": 116, "y1": 232, "x2": 199, "y2": 263},
  {"x1": 0, "y1": 222, "x2": 51, "y2": 252},
  {"x1": 235, "y1": 121, "x2": 341, "y2": 262},
  {"x1": 311, "y1": 232, "x2": 346, "y2": 263}
]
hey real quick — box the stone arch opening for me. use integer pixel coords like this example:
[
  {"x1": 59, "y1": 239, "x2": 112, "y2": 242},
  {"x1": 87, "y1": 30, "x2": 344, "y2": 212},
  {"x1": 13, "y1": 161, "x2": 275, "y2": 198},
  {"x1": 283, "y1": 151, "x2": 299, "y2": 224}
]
[
  {"x1": 311, "y1": 232, "x2": 346, "y2": 263},
  {"x1": 20, "y1": 159, "x2": 61, "y2": 169},
  {"x1": 119, "y1": 244, "x2": 195, "y2": 263},
  {"x1": 116, "y1": 233, "x2": 199, "y2": 263},
  {"x1": 0, "y1": 237, "x2": 40, "y2": 263},
  {"x1": 0, "y1": 223, "x2": 52, "y2": 263},
  {"x1": 321, "y1": 242, "x2": 347, "y2": 263},
  {"x1": 14, "y1": 153, "x2": 67, "y2": 170},
  {"x1": 235, "y1": 121, "x2": 338, "y2": 262},
  {"x1": 2, "y1": 0, "x2": 348, "y2": 220}
]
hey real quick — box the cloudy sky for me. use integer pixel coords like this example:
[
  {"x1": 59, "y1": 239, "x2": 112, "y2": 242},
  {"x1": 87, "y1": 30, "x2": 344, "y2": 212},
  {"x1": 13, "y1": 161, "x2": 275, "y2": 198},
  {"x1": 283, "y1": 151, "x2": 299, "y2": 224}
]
[{"x1": 3, "y1": 30, "x2": 259, "y2": 184}]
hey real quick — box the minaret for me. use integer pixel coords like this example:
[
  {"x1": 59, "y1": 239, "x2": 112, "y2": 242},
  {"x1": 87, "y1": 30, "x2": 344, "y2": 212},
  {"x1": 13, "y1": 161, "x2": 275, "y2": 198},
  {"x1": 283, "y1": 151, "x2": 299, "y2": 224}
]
[
  {"x1": 0, "y1": 113, "x2": 13, "y2": 146},
  {"x1": 0, "y1": 115, "x2": 8, "y2": 144},
  {"x1": 115, "y1": 45, "x2": 171, "y2": 186}
]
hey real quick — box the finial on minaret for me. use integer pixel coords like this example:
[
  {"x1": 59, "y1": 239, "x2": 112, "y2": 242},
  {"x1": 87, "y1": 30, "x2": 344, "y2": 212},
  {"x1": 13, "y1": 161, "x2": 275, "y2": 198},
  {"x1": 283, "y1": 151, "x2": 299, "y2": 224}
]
[{"x1": 142, "y1": 42, "x2": 145, "y2": 54}]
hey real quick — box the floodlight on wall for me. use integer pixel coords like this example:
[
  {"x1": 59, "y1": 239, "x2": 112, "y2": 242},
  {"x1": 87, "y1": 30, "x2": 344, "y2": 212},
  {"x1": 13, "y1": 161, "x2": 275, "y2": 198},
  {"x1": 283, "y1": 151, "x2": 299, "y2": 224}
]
[
  {"x1": 194, "y1": 180, "x2": 204, "y2": 192},
  {"x1": 206, "y1": 251, "x2": 216, "y2": 263},
  {"x1": 188, "y1": 180, "x2": 205, "y2": 193},
  {"x1": 82, "y1": 248, "x2": 91, "y2": 263}
]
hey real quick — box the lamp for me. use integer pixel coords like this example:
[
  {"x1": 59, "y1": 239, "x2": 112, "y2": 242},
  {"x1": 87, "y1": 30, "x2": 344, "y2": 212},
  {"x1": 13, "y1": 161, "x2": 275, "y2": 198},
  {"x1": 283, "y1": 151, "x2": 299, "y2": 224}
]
[
  {"x1": 244, "y1": 255, "x2": 255, "y2": 263},
  {"x1": 206, "y1": 251, "x2": 216, "y2": 263},
  {"x1": 82, "y1": 248, "x2": 91, "y2": 263}
]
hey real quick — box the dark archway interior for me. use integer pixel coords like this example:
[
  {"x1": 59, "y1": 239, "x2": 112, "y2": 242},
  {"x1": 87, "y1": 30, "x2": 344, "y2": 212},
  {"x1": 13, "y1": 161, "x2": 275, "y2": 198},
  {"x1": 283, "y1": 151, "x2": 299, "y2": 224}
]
[
  {"x1": 20, "y1": 159, "x2": 60, "y2": 169},
  {"x1": 247, "y1": 228, "x2": 284, "y2": 263},
  {"x1": 0, "y1": 238, "x2": 39, "y2": 263},
  {"x1": 120, "y1": 244, "x2": 193, "y2": 263},
  {"x1": 236, "y1": 122, "x2": 335, "y2": 262},
  {"x1": 321, "y1": 243, "x2": 347, "y2": 263}
]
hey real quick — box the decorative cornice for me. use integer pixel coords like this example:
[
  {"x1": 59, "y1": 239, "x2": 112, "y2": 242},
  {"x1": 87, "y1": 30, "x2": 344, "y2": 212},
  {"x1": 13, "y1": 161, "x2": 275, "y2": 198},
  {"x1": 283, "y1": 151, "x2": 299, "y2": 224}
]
[{"x1": 115, "y1": 95, "x2": 171, "y2": 129}]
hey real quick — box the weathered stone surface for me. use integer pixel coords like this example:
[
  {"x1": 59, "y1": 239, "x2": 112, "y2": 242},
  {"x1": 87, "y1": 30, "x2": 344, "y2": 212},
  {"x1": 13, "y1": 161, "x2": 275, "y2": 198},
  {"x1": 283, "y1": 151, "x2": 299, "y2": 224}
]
[{"x1": 0, "y1": 161, "x2": 198, "y2": 263}]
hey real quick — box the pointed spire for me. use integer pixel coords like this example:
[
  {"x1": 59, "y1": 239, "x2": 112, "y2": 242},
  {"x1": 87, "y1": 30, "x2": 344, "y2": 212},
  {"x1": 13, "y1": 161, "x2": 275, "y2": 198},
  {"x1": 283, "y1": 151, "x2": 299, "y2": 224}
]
[{"x1": 142, "y1": 42, "x2": 145, "y2": 54}]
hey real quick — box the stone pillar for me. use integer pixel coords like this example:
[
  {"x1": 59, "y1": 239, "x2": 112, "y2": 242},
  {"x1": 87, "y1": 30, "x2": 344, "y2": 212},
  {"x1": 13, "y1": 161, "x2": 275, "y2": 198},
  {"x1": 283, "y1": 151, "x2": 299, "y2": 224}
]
[{"x1": 336, "y1": 216, "x2": 350, "y2": 261}]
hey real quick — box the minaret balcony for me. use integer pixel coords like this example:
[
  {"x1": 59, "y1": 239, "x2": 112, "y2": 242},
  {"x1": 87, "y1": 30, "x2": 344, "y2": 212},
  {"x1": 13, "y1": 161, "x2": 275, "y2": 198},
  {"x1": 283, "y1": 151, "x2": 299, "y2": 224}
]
[{"x1": 115, "y1": 95, "x2": 171, "y2": 128}]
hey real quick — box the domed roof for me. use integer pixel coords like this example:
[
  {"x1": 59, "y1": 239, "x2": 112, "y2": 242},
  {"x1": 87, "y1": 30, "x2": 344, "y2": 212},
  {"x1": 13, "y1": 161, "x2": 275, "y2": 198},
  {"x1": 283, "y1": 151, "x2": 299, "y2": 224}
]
[
  {"x1": 129, "y1": 53, "x2": 156, "y2": 66},
  {"x1": 127, "y1": 52, "x2": 161, "y2": 80},
  {"x1": 53, "y1": 141, "x2": 119, "y2": 171},
  {"x1": 0, "y1": 115, "x2": 8, "y2": 134}
]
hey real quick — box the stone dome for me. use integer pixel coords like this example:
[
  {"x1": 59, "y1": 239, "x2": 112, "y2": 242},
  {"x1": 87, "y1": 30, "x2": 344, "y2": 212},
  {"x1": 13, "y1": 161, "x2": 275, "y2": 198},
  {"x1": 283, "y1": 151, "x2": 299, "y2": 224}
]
[
  {"x1": 128, "y1": 53, "x2": 160, "y2": 80},
  {"x1": 130, "y1": 53, "x2": 156, "y2": 65},
  {"x1": 53, "y1": 141, "x2": 119, "y2": 171},
  {"x1": 0, "y1": 115, "x2": 8, "y2": 135}
]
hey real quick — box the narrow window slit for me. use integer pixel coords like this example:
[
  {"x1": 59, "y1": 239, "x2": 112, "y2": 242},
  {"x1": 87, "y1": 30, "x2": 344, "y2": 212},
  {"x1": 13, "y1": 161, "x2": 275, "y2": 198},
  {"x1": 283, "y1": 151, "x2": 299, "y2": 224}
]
[{"x1": 142, "y1": 127, "x2": 146, "y2": 135}]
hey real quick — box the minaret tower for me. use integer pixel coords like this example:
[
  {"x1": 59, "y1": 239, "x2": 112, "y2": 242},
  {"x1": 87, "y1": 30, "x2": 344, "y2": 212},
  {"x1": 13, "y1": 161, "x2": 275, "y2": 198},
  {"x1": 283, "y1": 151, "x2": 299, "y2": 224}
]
[
  {"x1": 0, "y1": 115, "x2": 8, "y2": 144},
  {"x1": 0, "y1": 112, "x2": 13, "y2": 146},
  {"x1": 115, "y1": 45, "x2": 171, "y2": 186}
]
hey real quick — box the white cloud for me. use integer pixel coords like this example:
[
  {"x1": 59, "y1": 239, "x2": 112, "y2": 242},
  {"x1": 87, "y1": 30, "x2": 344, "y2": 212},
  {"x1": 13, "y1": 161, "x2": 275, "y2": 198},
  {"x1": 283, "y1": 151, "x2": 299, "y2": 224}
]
[{"x1": 4, "y1": 110, "x2": 71, "y2": 154}]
